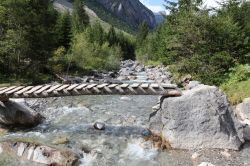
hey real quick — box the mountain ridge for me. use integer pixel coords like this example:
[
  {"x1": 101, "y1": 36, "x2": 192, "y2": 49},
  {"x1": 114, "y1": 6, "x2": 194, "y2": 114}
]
[
  {"x1": 95, "y1": 0, "x2": 156, "y2": 29},
  {"x1": 54, "y1": 0, "x2": 156, "y2": 32}
]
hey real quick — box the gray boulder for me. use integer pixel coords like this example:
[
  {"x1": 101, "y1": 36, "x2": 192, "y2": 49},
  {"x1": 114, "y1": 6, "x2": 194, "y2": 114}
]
[
  {"x1": 235, "y1": 98, "x2": 250, "y2": 121},
  {"x1": 0, "y1": 100, "x2": 44, "y2": 127},
  {"x1": 186, "y1": 81, "x2": 201, "y2": 90},
  {"x1": 0, "y1": 141, "x2": 77, "y2": 165},
  {"x1": 150, "y1": 85, "x2": 244, "y2": 150},
  {"x1": 235, "y1": 98, "x2": 250, "y2": 141}
]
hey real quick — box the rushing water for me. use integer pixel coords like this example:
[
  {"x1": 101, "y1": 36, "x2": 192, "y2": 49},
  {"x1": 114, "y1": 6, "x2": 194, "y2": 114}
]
[
  {"x1": 2, "y1": 95, "x2": 250, "y2": 166},
  {"x1": 1, "y1": 70, "x2": 250, "y2": 166},
  {"x1": 0, "y1": 95, "x2": 160, "y2": 166}
]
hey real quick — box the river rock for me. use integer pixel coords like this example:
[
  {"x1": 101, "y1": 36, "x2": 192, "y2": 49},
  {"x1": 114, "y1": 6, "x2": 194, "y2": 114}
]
[
  {"x1": 0, "y1": 100, "x2": 44, "y2": 127},
  {"x1": 135, "y1": 65, "x2": 145, "y2": 72},
  {"x1": 220, "y1": 149, "x2": 231, "y2": 158},
  {"x1": 119, "y1": 67, "x2": 135, "y2": 76},
  {"x1": 238, "y1": 119, "x2": 250, "y2": 141},
  {"x1": 52, "y1": 136, "x2": 69, "y2": 145},
  {"x1": 235, "y1": 98, "x2": 250, "y2": 121},
  {"x1": 94, "y1": 122, "x2": 105, "y2": 130},
  {"x1": 150, "y1": 85, "x2": 243, "y2": 150},
  {"x1": 198, "y1": 162, "x2": 215, "y2": 166},
  {"x1": 186, "y1": 81, "x2": 201, "y2": 90},
  {"x1": 0, "y1": 141, "x2": 77, "y2": 165},
  {"x1": 120, "y1": 96, "x2": 131, "y2": 101},
  {"x1": 235, "y1": 98, "x2": 250, "y2": 141},
  {"x1": 191, "y1": 152, "x2": 201, "y2": 160}
]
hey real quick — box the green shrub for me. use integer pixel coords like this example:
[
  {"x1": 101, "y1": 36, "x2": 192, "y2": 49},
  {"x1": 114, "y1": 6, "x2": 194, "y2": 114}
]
[
  {"x1": 221, "y1": 65, "x2": 250, "y2": 104},
  {"x1": 70, "y1": 32, "x2": 121, "y2": 71}
]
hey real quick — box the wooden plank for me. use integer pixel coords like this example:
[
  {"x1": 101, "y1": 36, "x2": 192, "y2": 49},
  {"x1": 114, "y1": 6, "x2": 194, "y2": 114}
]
[
  {"x1": 55, "y1": 84, "x2": 70, "y2": 91},
  {"x1": 24, "y1": 86, "x2": 43, "y2": 94},
  {"x1": 0, "y1": 87, "x2": 7, "y2": 91},
  {"x1": 15, "y1": 86, "x2": 33, "y2": 95},
  {"x1": 161, "y1": 83, "x2": 177, "y2": 89},
  {"x1": 75, "y1": 84, "x2": 87, "y2": 90},
  {"x1": 130, "y1": 83, "x2": 140, "y2": 88},
  {"x1": 97, "y1": 84, "x2": 108, "y2": 89},
  {"x1": 108, "y1": 84, "x2": 118, "y2": 88},
  {"x1": 46, "y1": 85, "x2": 62, "y2": 93},
  {"x1": 6, "y1": 86, "x2": 25, "y2": 94},
  {"x1": 34, "y1": 85, "x2": 51, "y2": 94},
  {"x1": 141, "y1": 83, "x2": 149, "y2": 89},
  {"x1": 0, "y1": 86, "x2": 17, "y2": 94},
  {"x1": 151, "y1": 84, "x2": 159, "y2": 89},
  {"x1": 120, "y1": 84, "x2": 129, "y2": 88},
  {"x1": 86, "y1": 84, "x2": 97, "y2": 89},
  {"x1": 66, "y1": 84, "x2": 79, "y2": 91}
]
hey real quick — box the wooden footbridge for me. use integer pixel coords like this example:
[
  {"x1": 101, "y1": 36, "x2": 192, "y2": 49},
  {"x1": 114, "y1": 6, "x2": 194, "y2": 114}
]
[{"x1": 0, "y1": 83, "x2": 180, "y2": 101}]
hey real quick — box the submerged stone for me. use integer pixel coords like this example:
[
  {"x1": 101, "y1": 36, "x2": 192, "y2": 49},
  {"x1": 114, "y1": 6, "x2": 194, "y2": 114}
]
[
  {"x1": 52, "y1": 136, "x2": 69, "y2": 145},
  {"x1": 94, "y1": 122, "x2": 105, "y2": 130}
]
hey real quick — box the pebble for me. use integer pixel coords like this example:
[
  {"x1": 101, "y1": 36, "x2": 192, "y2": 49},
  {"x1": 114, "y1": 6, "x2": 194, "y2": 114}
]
[
  {"x1": 52, "y1": 136, "x2": 69, "y2": 145},
  {"x1": 141, "y1": 129, "x2": 152, "y2": 137},
  {"x1": 198, "y1": 162, "x2": 215, "y2": 166},
  {"x1": 0, "y1": 144, "x2": 2, "y2": 154},
  {"x1": 120, "y1": 96, "x2": 131, "y2": 101},
  {"x1": 0, "y1": 128, "x2": 8, "y2": 136},
  {"x1": 191, "y1": 152, "x2": 201, "y2": 160},
  {"x1": 152, "y1": 104, "x2": 161, "y2": 111},
  {"x1": 220, "y1": 149, "x2": 231, "y2": 158},
  {"x1": 94, "y1": 122, "x2": 106, "y2": 130}
]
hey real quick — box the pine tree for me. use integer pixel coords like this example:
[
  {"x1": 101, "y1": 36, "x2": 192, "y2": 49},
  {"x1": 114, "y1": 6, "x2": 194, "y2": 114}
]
[
  {"x1": 56, "y1": 12, "x2": 72, "y2": 49},
  {"x1": 136, "y1": 21, "x2": 149, "y2": 48},
  {"x1": 72, "y1": 0, "x2": 89, "y2": 33},
  {"x1": 85, "y1": 22, "x2": 105, "y2": 45},
  {"x1": 0, "y1": 0, "x2": 59, "y2": 80},
  {"x1": 107, "y1": 26, "x2": 117, "y2": 46}
]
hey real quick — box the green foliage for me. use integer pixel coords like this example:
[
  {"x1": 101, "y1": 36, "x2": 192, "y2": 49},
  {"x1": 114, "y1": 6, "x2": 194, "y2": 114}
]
[
  {"x1": 0, "y1": 0, "x2": 59, "y2": 82},
  {"x1": 137, "y1": 0, "x2": 250, "y2": 86},
  {"x1": 106, "y1": 26, "x2": 136, "y2": 60},
  {"x1": 221, "y1": 65, "x2": 250, "y2": 104},
  {"x1": 84, "y1": 0, "x2": 134, "y2": 33},
  {"x1": 85, "y1": 22, "x2": 105, "y2": 44},
  {"x1": 72, "y1": 0, "x2": 89, "y2": 33},
  {"x1": 70, "y1": 25, "x2": 122, "y2": 71},
  {"x1": 55, "y1": 12, "x2": 72, "y2": 49},
  {"x1": 136, "y1": 21, "x2": 149, "y2": 48},
  {"x1": 223, "y1": 65, "x2": 250, "y2": 84},
  {"x1": 49, "y1": 46, "x2": 67, "y2": 74},
  {"x1": 106, "y1": 26, "x2": 117, "y2": 46}
]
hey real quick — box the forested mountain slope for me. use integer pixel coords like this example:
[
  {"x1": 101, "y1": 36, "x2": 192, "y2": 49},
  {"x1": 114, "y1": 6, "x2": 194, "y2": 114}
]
[{"x1": 54, "y1": 0, "x2": 156, "y2": 32}]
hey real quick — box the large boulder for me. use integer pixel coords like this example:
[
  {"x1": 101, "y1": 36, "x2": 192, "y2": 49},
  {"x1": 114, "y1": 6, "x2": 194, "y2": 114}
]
[
  {"x1": 150, "y1": 85, "x2": 244, "y2": 150},
  {"x1": 235, "y1": 98, "x2": 250, "y2": 141},
  {"x1": 0, "y1": 100, "x2": 44, "y2": 127},
  {"x1": 0, "y1": 141, "x2": 77, "y2": 165},
  {"x1": 235, "y1": 98, "x2": 250, "y2": 121}
]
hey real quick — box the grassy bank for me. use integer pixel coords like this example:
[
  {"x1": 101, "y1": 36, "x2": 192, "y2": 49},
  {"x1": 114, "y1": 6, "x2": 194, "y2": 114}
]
[
  {"x1": 221, "y1": 79, "x2": 250, "y2": 105},
  {"x1": 220, "y1": 65, "x2": 250, "y2": 105}
]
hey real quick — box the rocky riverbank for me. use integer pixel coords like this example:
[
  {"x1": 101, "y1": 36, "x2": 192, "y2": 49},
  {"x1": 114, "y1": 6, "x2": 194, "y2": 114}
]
[
  {"x1": 0, "y1": 60, "x2": 250, "y2": 165},
  {"x1": 58, "y1": 60, "x2": 173, "y2": 84}
]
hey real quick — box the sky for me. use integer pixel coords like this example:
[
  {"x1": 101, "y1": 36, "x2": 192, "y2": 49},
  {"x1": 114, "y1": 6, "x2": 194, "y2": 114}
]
[
  {"x1": 140, "y1": 0, "x2": 166, "y2": 13},
  {"x1": 139, "y1": 0, "x2": 222, "y2": 13}
]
